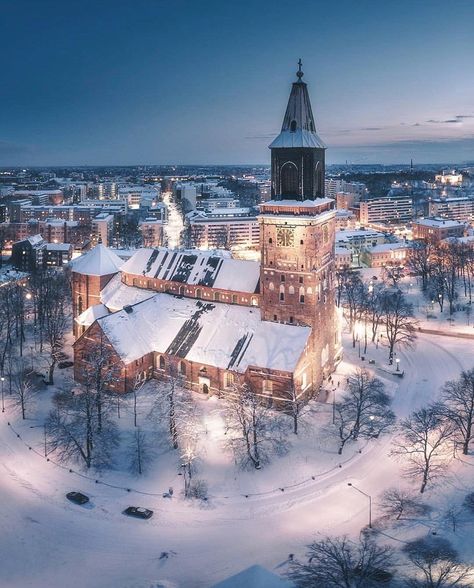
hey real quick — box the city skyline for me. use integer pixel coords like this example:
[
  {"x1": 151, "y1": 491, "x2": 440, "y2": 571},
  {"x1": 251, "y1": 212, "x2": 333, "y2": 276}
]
[{"x1": 1, "y1": 0, "x2": 474, "y2": 166}]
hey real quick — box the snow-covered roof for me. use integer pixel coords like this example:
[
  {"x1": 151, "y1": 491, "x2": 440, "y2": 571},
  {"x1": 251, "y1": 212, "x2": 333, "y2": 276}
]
[
  {"x1": 414, "y1": 217, "x2": 465, "y2": 228},
  {"x1": 100, "y1": 273, "x2": 156, "y2": 312},
  {"x1": 269, "y1": 129, "x2": 326, "y2": 149},
  {"x1": 27, "y1": 234, "x2": 44, "y2": 247},
  {"x1": 121, "y1": 248, "x2": 260, "y2": 294},
  {"x1": 75, "y1": 303, "x2": 109, "y2": 327},
  {"x1": 262, "y1": 198, "x2": 334, "y2": 208},
  {"x1": 97, "y1": 293, "x2": 310, "y2": 373},
  {"x1": 45, "y1": 243, "x2": 72, "y2": 251},
  {"x1": 70, "y1": 244, "x2": 123, "y2": 276},
  {"x1": 210, "y1": 565, "x2": 294, "y2": 588},
  {"x1": 366, "y1": 242, "x2": 409, "y2": 253}
]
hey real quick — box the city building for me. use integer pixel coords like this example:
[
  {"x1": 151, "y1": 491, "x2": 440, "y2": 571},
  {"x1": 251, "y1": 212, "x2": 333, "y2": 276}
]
[
  {"x1": 186, "y1": 207, "x2": 259, "y2": 250},
  {"x1": 412, "y1": 217, "x2": 466, "y2": 242},
  {"x1": 359, "y1": 194, "x2": 413, "y2": 225},
  {"x1": 139, "y1": 218, "x2": 165, "y2": 248},
  {"x1": 92, "y1": 213, "x2": 114, "y2": 246},
  {"x1": 360, "y1": 242, "x2": 409, "y2": 268},
  {"x1": 428, "y1": 197, "x2": 474, "y2": 223},
  {"x1": 11, "y1": 235, "x2": 45, "y2": 271},
  {"x1": 435, "y1": 171, "x2": 463, "y2": 186},
  {"x1": 72, "y1": 64, "x2": 341, "y2": 405}
]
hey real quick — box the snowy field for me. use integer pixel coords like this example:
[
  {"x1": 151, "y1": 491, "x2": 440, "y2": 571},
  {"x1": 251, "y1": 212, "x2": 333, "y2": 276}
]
[{"x1": 0, "y1": 330, "x2": 473, "y2": 587}]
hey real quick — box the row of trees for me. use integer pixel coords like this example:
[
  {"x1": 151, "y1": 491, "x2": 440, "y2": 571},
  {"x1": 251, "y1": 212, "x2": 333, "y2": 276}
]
[
  {"x1": 336, "y1": 267, "x2": 418, "y2": 361},
  {"x1": 409, "y1": 240, "x2": 474, "y2": 314}
]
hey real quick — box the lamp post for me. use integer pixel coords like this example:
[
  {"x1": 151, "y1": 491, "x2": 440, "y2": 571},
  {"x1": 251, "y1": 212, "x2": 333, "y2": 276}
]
[
  {"x1": 348, "y1": 482, "x2": 372, "y2": 528},
  {"x1": 1, "y1": 376, "x2": 5, "y2": 413},
  {"x1": 396, "y1": 358, "x2": 400, "y2": 372}
]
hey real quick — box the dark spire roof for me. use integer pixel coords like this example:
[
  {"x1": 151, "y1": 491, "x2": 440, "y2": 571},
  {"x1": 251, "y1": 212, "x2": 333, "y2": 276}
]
[{"x1": 269, "y1": 60, "x2": 325, "y2": 149}]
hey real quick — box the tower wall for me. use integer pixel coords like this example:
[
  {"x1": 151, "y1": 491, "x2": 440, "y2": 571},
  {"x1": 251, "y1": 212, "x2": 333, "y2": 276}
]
[{"x1": 71, "y1": 271, "x2": 116, "y2": 337}]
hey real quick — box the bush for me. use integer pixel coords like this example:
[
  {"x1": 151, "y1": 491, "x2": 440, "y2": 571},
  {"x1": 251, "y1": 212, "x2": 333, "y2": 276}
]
[{"x1": 187, "y1": 479, "x2": 208, "y2": 501}]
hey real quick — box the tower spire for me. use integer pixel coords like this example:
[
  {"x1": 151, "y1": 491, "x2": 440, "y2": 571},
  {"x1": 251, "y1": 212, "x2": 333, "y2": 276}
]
[{"x1": 297, "y1": 58, "x2": 304, "y2": 81}]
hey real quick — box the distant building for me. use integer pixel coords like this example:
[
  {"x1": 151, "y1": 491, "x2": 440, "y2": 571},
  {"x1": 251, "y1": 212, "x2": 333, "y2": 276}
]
[
  {"x1": 360, "y1": 242, "x2": 409, "y2": 268},
  {"x1": 92, "y1": 213, "x2": 114, "y2": 246},
  {"x1": 428, "y1": 197, "x2": 474, "y2": 223},
  {"x1": 412, "y1": 217, "x2": 466, "y2": 242},
  {"x1": 435, "y1": 171, "x2": 463, "y2": 186},
  {"x1": 44, "y1": 243, "x2": 73, "y2": 267},
  {"x1": 187, "y1": 208, "x2": 259, "y2": 250},
  {"x1": 139, "y1": 218, "x2": 164, "y2": 248},
  {"x1": 359, "y1": 195, "x2": 413, "y2": 225},
  {"x1": 11, "y1": 235, "x2": 45, "y2": 271}
]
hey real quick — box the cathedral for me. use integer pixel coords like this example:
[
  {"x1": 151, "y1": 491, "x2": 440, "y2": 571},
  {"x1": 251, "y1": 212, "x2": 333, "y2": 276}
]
[{"x1": 72, "y1": 63, "x2": 342, "y2": 405}]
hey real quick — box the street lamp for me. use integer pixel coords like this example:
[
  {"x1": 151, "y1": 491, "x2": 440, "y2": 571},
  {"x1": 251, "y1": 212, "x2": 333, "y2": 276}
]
[
  {"x1": 396, "y1": 358, "x2": 400, "y2": 372},
  {"x1": 1, "y1": 376, "x2": 5, "y2": 413},
  {"x1": 348, "y1": 482, "x2": 372, "y2": 528}
]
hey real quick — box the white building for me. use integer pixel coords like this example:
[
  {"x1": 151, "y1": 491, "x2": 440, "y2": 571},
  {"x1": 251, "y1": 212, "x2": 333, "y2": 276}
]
[
  {"x1": 359, "y1": 195, "x2": 413, "y2": 225},
  {"x1": 92, "y1": 213, "x2": 114, "y2": 246}
]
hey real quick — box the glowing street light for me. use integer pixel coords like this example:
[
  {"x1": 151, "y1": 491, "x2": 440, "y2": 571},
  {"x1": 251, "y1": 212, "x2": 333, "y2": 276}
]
[{"x1": 348, "y1": 482, "x2": 372, "y2": 528}]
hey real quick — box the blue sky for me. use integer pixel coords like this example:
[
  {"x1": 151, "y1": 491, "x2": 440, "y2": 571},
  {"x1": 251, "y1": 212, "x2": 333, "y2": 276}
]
[{"x1": 1, "y1": 0, "x2": 473, "y2": 165}]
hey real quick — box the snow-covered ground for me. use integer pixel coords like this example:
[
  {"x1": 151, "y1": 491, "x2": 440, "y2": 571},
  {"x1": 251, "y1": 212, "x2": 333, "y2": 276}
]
[
  {"x1": 162, "y1": 191, "x2": 184, "y2": 249},
  {"x1": 0, "y1": 330, "x2": 473, "y2": 587}
]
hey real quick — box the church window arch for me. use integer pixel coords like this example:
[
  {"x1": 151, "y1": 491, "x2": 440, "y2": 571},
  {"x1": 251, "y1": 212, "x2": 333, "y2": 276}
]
[
  {"x1": 279, "y1": 284, "x2": 285, "y2": 301},
  {"x1": 299, "y1": 286, "x2": 305, "y2": 303},
  {"x1": 179, "y1": 285, "x2": 185, "y2": 296},
  {"x1": 159, "y1": 355, "x2": 165, "y2": 370},
  {"x1": 290, "y1": 120, "x2": 297, "y2": 132},
  {"x1": 269, "y1": 281, "x2": 275, "y2": 291},
  {"x1": 288, "y1": 285, "x2": 295, "y2": 295},
  {"x1": 280, "y1": 161, "x2": 299, "y2": 197}
]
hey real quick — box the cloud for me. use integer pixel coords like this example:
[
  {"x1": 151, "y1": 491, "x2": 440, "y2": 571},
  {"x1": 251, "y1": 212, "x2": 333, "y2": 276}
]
[
  {"x1": 360, "y1": 127, "x2": 382, "y2": 131},
  {"x1": 426, "y1": 114, "x2": 473, "y2": 124}
]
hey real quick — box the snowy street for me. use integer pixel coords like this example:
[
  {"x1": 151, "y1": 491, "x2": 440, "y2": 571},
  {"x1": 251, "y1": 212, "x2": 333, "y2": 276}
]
[{"x1": 1, "y1": 333, "x2": 473, "y2": 588}]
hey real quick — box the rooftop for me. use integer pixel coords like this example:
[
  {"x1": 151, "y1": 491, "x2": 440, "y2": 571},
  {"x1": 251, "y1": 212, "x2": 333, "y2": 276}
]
[
  {"x1": 71, "y1": 244, "x2": 123, "y2": 276},
  {"x1": 98, "y1": 293, "x2": 311, "y2": 373}
]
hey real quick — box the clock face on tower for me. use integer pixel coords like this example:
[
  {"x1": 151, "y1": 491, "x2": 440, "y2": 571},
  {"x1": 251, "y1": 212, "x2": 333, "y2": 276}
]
[{"x1": 276, "y1": 226, "x2": 295, "y2": 247}]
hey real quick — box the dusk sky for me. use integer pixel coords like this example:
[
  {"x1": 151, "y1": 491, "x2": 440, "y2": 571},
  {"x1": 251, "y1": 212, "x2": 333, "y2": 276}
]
[{"x1": 1, "y1": 0, "x2": 473, "y2": 166}]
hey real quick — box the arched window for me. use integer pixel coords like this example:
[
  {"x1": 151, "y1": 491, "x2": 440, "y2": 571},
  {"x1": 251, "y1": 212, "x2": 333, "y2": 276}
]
[
  {"x1": 314, "y1": 161, "x2": 322, "y2": 196},
  {"x1": 232, "y1": 294, "x2": 238, "y2": 304},
  {"x1": 179, "y1": 361, "x2": 186, "y2": 376},
  {"x1": 179, "y1": 285, "x2": 185, "y2": 296},
  {"x1": 288, "y1": 285, "x2": 295, "y2": 295},
  {"x1": 77, "y1": 296, "x2": 83, "y2": 315},
  {"x1": 279, "y1": 284, "x2": 285, "y2": 302},
  {"x1": 280, "y1": 162, "x2": 299, "y2": 197},
  {"x1": 214, "y1": 291, "x2": 220, "y2": 302},
  {"x1": 269, "y1": 282, "x2": 275, "y2": 291},
  {"x1": 307, "y1": 287, "x2": 313, "y2": 295},
  {"x1": 290, "y1": 120, "x2": 297, "y2": 132},
  {"x1": 251, "y1": 296, "x2": 258, "y2": 306},
  {"x1": 299, "y1": 286, "x2": 305, "y2": 303},
  {"x1": 195, "y1": 288, "x2": 202, "y2": 299},
  {"x1": 159, "y1": 355, "x2": 165, "y2": 370}
]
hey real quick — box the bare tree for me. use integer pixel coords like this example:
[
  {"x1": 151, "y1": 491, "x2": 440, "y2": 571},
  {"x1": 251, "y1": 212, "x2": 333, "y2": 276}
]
[
  {"x1": 408, "y1": 241, "x2": 432, "y2": 292},
  {"x1": 334, "y1": 369, "x2": 395, "y2": 454},
  {"x1": 439, "y1": 368, "x2": 474, "y2": 455},
  {"x1": 382, "y1": 289, "x2": 417, "y2": 363},
  {"x1": 127, "y1": 428, "x2": 155, "y2": 475},
  {"x1": 12, "y1": 361, "x2": 36, "y2": 420},
  {"x1": 284, "y1": 380, "x2": 314, "y2": 435},
  {"x1": 225, "y1": 382, "x2": 289, "y2": 469},
  {"x1": 46, "y1": 387, "x2": 119, "y2": 469},
  {"x1": 403, "y1": 537, "x2": 473, "y2": 588},
  {"x1": 287, "y1": 535, "x2": 395, "y2": 588},
  {"x1": 379, "y1": 487, "x2": 428, "y2": 521},
  {"x1": 392, "y1": 406, "x2": 453, "y2": 493},
  {"x1": 42, "y1": 272, "x2": 69, "y2": 385}
]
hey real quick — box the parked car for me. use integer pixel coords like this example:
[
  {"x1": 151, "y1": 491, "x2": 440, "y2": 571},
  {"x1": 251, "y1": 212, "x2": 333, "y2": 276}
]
[
  {"x1": 66, "y1": 491, "x2": 89, "y2": 505},
  {"x1": 123, "y1": 506, "x2": 153, "y2": 519}
]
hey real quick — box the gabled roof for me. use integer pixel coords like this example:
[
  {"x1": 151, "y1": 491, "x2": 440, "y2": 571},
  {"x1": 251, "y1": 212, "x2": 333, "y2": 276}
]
[
  {"x1": 121, "y1": 248, "x2": 260, "y2": 294},
  {"x1": 70, "y1": 244, "x2": 123, "y2": 277},
  {"x1": 97, "y1": 293, "x2": 311, "y2": 373},
  {"x1": 269, "y1": 62, "x2": 325, "y2": 149},
  {"x1": 75, "y1": 303, "x2": 109, "y2": 327}
]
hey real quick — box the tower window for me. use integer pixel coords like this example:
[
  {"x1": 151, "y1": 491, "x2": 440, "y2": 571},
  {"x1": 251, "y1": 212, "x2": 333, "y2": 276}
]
[
  {"x1": 280, "y1": 274, "x2": 285, "y2": 282},
  {"x1": 299, "y1": 286, "x2": 305, "y2": 303},
  {"x1": 300, "y1": 240, "x2": 304, "y2": 245},
  {"x1": 299, "y1": 276, "x2": 304, "y2": 284},
  {"x1": 290, "y1": 120, "x2": 297, "y2": 132},
  {"x1": 279, "y1": 284, "x2": 285, "y2": 301},
  {"x1": 289, "y1": 316, "x2": 294, "y2": 324},
  {"x1": 273, "y1": 314, "x2": 277, "y2": 321},
  {"x1": 269, "y1": 238, "x2": 272, "y2": 244},
  {"x1": 289, "y1": 285, "x2": 295, "y2": 295},
  {"x1": 280, "y1": 161, "x2": 299, "y2": 196}
]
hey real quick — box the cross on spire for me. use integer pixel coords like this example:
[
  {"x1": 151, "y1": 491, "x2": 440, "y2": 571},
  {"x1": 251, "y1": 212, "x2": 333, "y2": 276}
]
[{"x1": 297, "y1": 58, "x2": 304, "y2": 80}]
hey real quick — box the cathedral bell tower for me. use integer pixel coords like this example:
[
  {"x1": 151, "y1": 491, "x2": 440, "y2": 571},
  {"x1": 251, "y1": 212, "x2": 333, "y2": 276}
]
[{"x1": 259, "y1": 61, "x2": 341, "y2": 386}]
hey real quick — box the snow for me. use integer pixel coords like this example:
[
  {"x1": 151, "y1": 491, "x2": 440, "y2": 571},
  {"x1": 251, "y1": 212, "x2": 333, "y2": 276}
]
[
  {"x1": 71, "y1": 244, "x2": 123, "y2": 277},
  {"x1": 210, "y1": 565, "x2": 295, "y2": 588},
  {"x1": 414, "y1": 217, "x2": 465, "y2": 228},
  {"x1": 98, "y1": 293, "x2": 311, "y2": 372},
  {"x1": 75, "y1": 303, "x2": 109, "y2": 327},
  {"x1": 100, "y1": 273, "x2": 156, "y2": 312},
  {"x1": 268, "y1": 129, "x2": 326, "y2": 149},
  {"x1": 262, "y1": 198, "x2": 334, "y2": 208},
  {"x1": 121, "y1": 248, "x2": 260, "y2": 294},
  {"x1": 0, "y1": 330, "x2": 474, "y2": 587}
]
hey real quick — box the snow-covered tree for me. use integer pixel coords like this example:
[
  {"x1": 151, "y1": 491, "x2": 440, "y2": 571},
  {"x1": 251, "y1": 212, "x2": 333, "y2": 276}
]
[
  {"x1": 439, "y1": 368, "x2": 474, "y2": 455},
  {"x1": 334, "y1": 369, "x2": 395, "y2": 454},
  {"x1": 381, "y1": 289, "x2": 417, "y2": 363},
  {"x1": 379, "y1": 487, "x2": 428, "y2": 521},
  {"x1": 224, "y1": 382, "x2": 289, "y2": 469},
  {"x1": 46, "y1": 387, "x2": 119, "y2": 469},
  {"x1": 127, "y1": 427, "x2": 155, "y2": 475},
  {"x1": 403, "y1": 537, "x2": 473, "y2": 588},
  {"x1": 12, "y1": 360, "x2": 36, "y2": 420},
  {"x1": 42, "y1": 272, "x2": 69, "y2": 385},
  {"x1": 392, "y1": 406, "x2": 453, "y2": 493},
  {"x1": 287, "y1": 535, "x2": 395, "y2": 588}
]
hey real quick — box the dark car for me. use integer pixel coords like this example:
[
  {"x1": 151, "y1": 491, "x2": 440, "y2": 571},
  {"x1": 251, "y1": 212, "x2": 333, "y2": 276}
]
[
  {"x1": 66, "y1": 491, "x2": 89, "y2": 505},
  {"x1": 123, "y1": 506, "x2": 153, "y2": 519}
]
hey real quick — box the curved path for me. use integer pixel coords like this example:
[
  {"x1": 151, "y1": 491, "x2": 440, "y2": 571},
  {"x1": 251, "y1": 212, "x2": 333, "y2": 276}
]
[{"x1": 0, "y1": 334, "x2": 472, "y2": 588}]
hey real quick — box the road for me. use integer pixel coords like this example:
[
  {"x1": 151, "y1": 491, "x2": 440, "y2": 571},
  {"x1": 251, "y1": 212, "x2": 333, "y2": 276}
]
[{"x1": 0, "y1": 333, "x2": 472, "y2": 588}]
